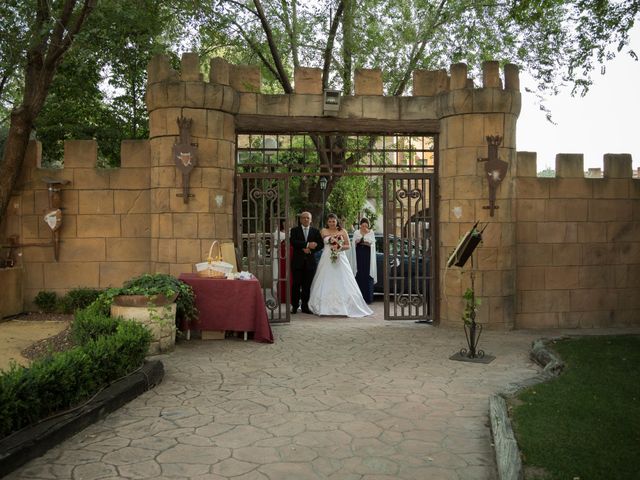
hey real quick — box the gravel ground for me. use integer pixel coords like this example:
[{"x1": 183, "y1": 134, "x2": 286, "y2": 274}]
[{"x1": 15, "y1": 312, "x2": 75, "y2": 361}]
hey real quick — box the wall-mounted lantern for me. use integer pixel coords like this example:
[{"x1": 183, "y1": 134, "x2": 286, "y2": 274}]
[
  {"x1": 323, "y1": 89, "x2": 341, "y2": 117},
  {"x1": 263, "y1": 137, "x2": 278, "y2": 170}
]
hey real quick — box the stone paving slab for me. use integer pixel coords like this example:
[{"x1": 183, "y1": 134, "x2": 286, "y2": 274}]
[{"x1": 7, "y1": 307, "x2": 551, "y2": 480}]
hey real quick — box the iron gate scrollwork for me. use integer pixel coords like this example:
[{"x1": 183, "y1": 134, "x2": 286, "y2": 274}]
[
  {"x1": 383, "y1": 174, "x2": 434, "y2": 321},
  {"x1": 235, "y1": 173, "x2": 290, "y2": 323},
  {"x1": 236, "y1": 132, "x2": 437, "y2": 323}
]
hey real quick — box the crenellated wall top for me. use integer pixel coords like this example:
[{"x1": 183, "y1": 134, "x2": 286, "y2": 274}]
[
  {"x1": 146, "y1": 52, "x2": 521, "y2": 118},
  {"x1": 516, "y1": 152, "x2": 636, "y2": 178}
]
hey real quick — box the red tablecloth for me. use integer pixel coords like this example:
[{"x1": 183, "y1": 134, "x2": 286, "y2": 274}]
[{"x1": 178, "y1": 274, "x2": 274, "y2": 343}]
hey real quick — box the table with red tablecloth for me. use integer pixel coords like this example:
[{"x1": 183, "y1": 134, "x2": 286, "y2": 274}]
[{"x1": 178, "y1": 273, "x2": 274, "y2": 343}]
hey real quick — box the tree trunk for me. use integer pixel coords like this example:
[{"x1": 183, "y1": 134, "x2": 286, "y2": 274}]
[
  {"x1": 0, "y1": 0, "x2": 95, "y2": 226},
  {"x1": 0, "y1": 109, "x2": 34, "y2": 226}
]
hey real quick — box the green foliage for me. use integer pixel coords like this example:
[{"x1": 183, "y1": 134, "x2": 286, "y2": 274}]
[
  {"x1": 461, "y1": 287, "x2": 481, "y2": 326},
  {"x1": 537, "y1": 167, "x2": 556, "y2": 177},
  {"x1": 71, "y1": 307, "x2": 120, "y2": 345},
  {"x1": 0, "y1": 310, "x2": 151, "y2": 438},
  {"x1": 121, "y1": 274, "x2": 197, "y2": 324},
  {"x1": 34, "y1": 50, "x2": 107, "y2": 166},
  {"x1": 57, "y1": 288, "x2": 103, "y2": 315},
  {"x1": 188, "y1": 0, "x2": 640, "y2": 102},
  {"x1": 81, "y1": 320, "x2": 152, "y2": 388},
  {"x1": 34, "y1": 291, "x2": 58, "y2": 314},
  {"x1": 326, "y1": 175, "x2": 371, "y2": 228},
  {"x1": 0, "y1": 0, "x2": 30, "y2": 117},
  {"x1": 511, "y1": 335, "x2": 640, "y2": 480},
  {"x1": 361, "y1": 206, "x2": 379, "y2": 231},
  {"x1": 24, "y1": 0, "x2": 182, "y2": 166},
  {"x1": 89, "y1": 273, "x2": 197, "y2": 325}
]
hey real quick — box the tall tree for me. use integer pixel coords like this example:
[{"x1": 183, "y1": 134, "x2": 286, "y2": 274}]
[
  {"x1": 188, "y1": 0, "x2": 638, "y2": 219},
  {"x1": 0, "y1": 0, "x2": 186, "y2": 223},
  {"x1": 33, "y1": 0, "x2": 180, "y2": 167},
  {"x1": 0, "y1": 0, "x2": 96, "y2": 225}
]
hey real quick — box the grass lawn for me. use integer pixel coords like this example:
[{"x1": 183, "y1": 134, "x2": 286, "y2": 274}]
[{"x1": 509, "y1": 335, "x2": 640, "y2": 480}]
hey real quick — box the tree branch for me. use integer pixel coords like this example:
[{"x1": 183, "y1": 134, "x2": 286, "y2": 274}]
[
  {"x1": 392, "y1": 0, "x2": 448, "y2": 96},
  {"x1": 46, "y1": 0, "x2": 96, "y2": 68},
  {"x1": 224, "y1": 0, "x2": 261, "y2": 17},
  {"x1": 229, "y1": 21, "x2": 281, "y2": 80},
  {"x1": 280, "y1": 0, "x2": 300, "y2": 68},
  {"x1": 253, "y1": 0, "x2": 293, "y2": 93},
  {"x1": 0, "y1": 73, "x2": 9, "y2": 100},
  {"x1": 322, "y1": 0, "x2": 344, "y2": 90},
  {"x1": 341, "y1": 0, "x2": 353, "y2": 94}
]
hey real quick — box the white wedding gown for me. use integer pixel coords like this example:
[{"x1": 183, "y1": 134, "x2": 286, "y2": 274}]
[{"x1": 308, "y1": 236, "x2": 373, "y2": 317}]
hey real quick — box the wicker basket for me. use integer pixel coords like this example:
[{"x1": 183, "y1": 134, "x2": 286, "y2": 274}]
[{"x1": 196, "y1": 241, "x2": 234, "y2": 278}]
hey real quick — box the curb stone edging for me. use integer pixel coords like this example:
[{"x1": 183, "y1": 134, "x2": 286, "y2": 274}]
[
  {"x1": 490, "y1": 338, "x2": 565, "y2": 480},
  {"x1": 489, "y1": 395, "x2": 523, "y2": 480},
  {"x1": 530, "y1": 338, "x2": 565, "y2": 375},
  {"x1": 0, "y1": 360, "x2": 164, "y2": 477}
]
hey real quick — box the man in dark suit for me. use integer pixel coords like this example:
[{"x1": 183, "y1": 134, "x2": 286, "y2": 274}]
[{"x1": 290, "y1": 211, "x2": 323, "y2": 314}]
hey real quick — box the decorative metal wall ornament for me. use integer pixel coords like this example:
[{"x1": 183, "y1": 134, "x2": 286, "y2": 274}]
[
  {"x1": 173, "y1": 117, "x2": 198, "y2": 203},
  {"x1": 41, "y1": 177, "x2": 70, "y2": 261},
  {"x1": 477, "y1": 135, "x2": 508, "y2": 217}
]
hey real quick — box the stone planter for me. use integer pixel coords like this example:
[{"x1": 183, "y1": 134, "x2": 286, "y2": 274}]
[
  {"x1": 112, "y1": 293, "x2": 178, "y2": 307},
  {"x1": 111, "y1": 296, "x2": 177, "y2": 355}
]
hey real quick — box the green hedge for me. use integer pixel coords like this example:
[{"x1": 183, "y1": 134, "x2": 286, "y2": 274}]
[
  {"x1": 58, "y1": 288, "x2": 103, "y2": 314},
  {"x1": 0, "y1": 311, "x2": 151, "y2": 438},
  {"x1": 34, "y1": 291, "x2": 58, "y2": 313},
  {"x1": 71, "y1": 304, "x2": 121, "y2": 345}
]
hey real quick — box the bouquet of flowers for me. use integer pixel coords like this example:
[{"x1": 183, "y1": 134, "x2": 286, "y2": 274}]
[{"x1": 329, "y1": 235, "x2": 344, "y2": 263}]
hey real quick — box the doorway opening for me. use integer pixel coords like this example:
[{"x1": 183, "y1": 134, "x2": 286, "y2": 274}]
[{"x1": 234, "y1": 132, "x2": 438, "y2": 324}]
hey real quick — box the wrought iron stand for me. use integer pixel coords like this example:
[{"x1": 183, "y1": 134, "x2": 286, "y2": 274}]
[{"x1": 459, "y1": 255, "x2": 484, "y2": 359}]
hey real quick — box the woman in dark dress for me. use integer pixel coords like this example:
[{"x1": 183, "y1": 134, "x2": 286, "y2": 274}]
[{"x1": 349, "y1": 218, "x2": 377, "y2": 304}]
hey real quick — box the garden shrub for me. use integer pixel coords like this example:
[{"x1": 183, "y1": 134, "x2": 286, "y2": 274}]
[
  {"x1": 34, "y1": 291, "x2": 58, "y2": 313},
  {"x1": 89, "y1": 274, "x2": 198, "y2": 327},
  {"x1": 58, "y1": 288, "x2": 103, "y2": 314},
  {"x1": 120, "y1": 273, "x2": 197, "y2": 326},
  {"x1": 0, "y1": 309, "x2": 151, "y2": 439},
  {"x1": 83, "y1": 321, "x2": 152, "y2": 386},
  {"x1": 71, "y1": 306, "x2": 120, "y2": 344}
]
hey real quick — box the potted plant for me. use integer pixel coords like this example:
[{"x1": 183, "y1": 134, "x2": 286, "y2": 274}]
[
  {"x1": 103, "y1": 274, "x2": 197, "y2": 354},
  {"x1": 460, "y1": 286, "x2": 484, "y2": 359}
]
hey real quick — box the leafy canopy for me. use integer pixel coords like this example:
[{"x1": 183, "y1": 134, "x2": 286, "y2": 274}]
[{"x1": 185, "y1": 0, "x2": 639, "y2": 97}]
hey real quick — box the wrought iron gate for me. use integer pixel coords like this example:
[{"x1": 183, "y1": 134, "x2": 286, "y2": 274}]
[
  {"x1": 235, "y1": 133, "x2": 437, "y2": 324},
  {"x1": 383, "y1": 174, "x2": 435, "y2": 321},
  {"x1": 235, "y1": 174, "x2": 291, "y2": 323}
]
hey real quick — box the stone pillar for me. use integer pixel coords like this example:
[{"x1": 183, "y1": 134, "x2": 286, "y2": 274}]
[
  {"x1": 437, "y1": 62, "x2": 521, "y2": 330},
  {"x1": 146, "y1": 53, "x2": 240, "y2": 276}
]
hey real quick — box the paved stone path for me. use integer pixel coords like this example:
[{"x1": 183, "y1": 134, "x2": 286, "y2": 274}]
[{"x1": 8, "y1": 308, "x2": 544, "y2": 480}]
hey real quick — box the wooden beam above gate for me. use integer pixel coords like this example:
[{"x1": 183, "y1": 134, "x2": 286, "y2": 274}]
[{"x1": 235, "y1": 115, "x2": 440, "y2": 134}]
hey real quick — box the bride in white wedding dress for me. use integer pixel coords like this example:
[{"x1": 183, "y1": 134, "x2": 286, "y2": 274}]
[{"x1": 308, "y1": 214, "x2": 373, "y2": 317}]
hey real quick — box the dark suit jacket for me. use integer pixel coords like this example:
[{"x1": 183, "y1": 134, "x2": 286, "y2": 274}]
[{"x1": 290, "y1": 225, "x2": 323, "y2": 270}]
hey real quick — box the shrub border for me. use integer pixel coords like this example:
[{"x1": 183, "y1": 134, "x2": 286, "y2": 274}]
[
  {"x1": 0, "y1": 360, "x2": 164, "y2": 477},
  {"x1": 489, "y1": 337, "x2": 565, "y2": 480}
]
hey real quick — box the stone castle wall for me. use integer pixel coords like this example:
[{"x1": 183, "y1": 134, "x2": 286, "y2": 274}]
[
  {"x1": 3, "y1": 140, "x2": 152, "y2": 307},
  {"x1": 2, "y1": 52, "x2": 637, "y2": 329},
  {"x1": 514, "y1": 152, "x2": 640, "y2": 328}
]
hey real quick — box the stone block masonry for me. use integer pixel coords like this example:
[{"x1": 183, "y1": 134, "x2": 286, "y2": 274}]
[
  {"x1": 514, "y1": 152, "x2": 640, "y2": 328},
  {"x1": 1, "y1": 50, "x2": 637, "y2": 330},
  {"x1": 2, "y1": 140, "x2": 154, "y2": 309}
]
